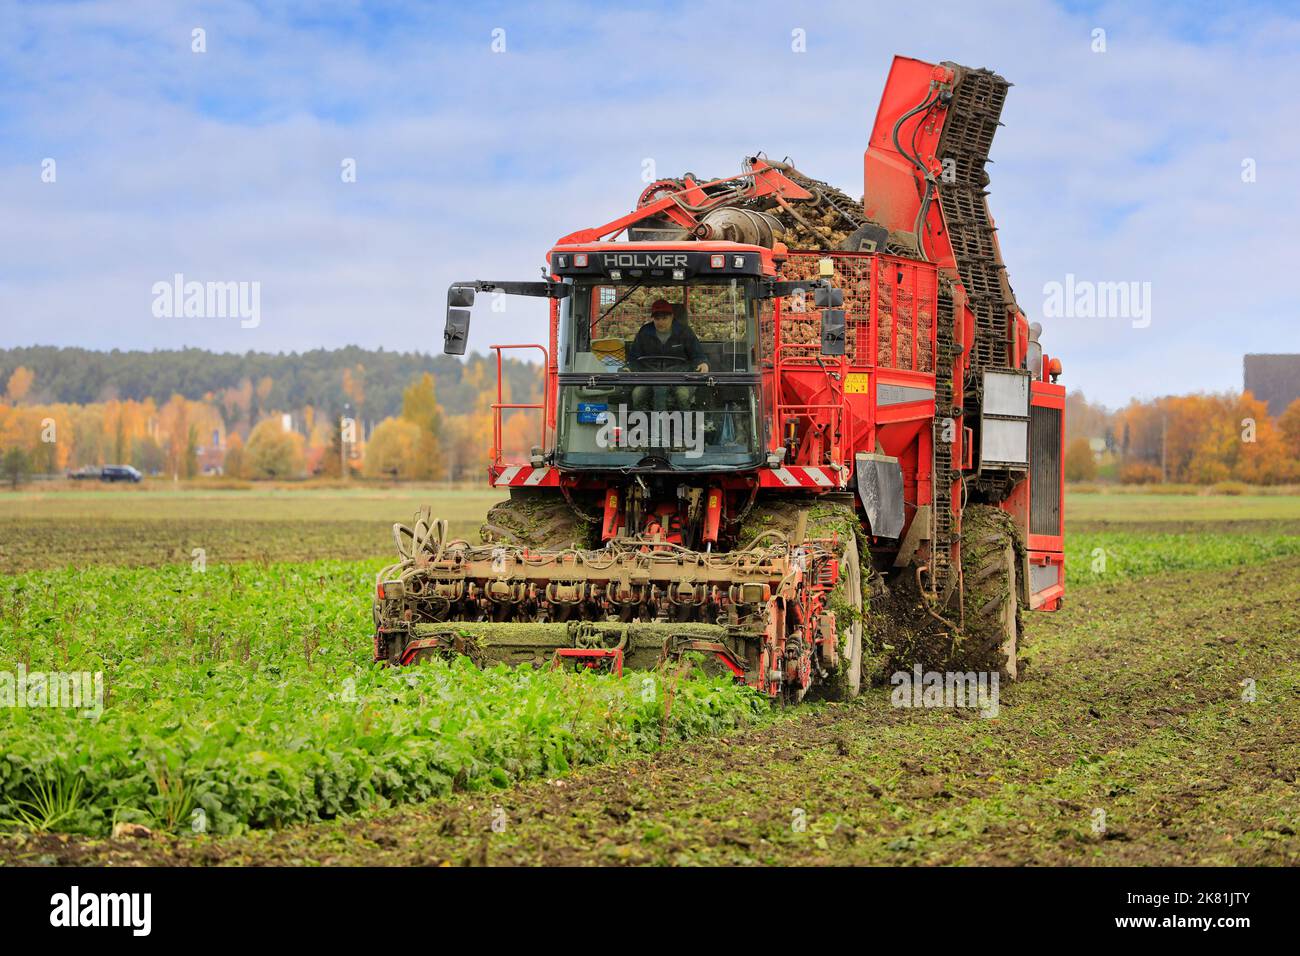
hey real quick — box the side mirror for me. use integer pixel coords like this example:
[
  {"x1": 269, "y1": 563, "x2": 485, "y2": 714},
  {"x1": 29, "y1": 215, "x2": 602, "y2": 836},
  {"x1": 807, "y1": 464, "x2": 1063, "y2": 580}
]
[
  {"x1": 820, "y1": 309, "x2": 846, "y2": 356},
  {"x1": 444, "y1": 285, "x2": 475, "y2": 355}
]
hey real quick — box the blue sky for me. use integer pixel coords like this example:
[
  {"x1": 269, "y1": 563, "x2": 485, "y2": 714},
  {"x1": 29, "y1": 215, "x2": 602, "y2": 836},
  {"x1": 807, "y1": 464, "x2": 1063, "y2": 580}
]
[{"x1": 1, "y1": 0, "x2": 1298, "y2": 408}]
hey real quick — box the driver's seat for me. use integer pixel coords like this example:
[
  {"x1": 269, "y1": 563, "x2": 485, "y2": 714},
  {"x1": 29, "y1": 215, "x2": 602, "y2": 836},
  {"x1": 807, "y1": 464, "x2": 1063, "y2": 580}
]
[{"x1": 591, "y1": 337, "x2": 626, "y2": 365}]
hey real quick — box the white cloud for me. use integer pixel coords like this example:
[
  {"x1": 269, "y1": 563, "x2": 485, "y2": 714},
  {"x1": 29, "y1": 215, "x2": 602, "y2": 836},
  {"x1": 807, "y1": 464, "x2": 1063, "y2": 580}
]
[{"x1": 0, "y1": 0, "x2": 1297, "y2": 408}]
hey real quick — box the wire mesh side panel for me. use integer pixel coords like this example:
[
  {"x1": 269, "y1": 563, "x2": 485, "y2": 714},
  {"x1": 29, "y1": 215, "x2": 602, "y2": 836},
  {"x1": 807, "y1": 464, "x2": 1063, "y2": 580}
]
[
  {"x1": 778, "y1": 254, "x2": 828, "y2": 365},
  {"x1": 781, "y1": 252, "x2": 873, "y2": 366},
  {"x1": 849, "y1": 254, "x2": 938, "y2": 372},
  {"x1": 878, "y1": 255, "x2": 938, "y2": 373},
  {"x1": 916, "y1": 260, "x2": 936, "y2": 373},
  {"x1": 877, "y1": 259, "x2": 897, "y2": 367}
]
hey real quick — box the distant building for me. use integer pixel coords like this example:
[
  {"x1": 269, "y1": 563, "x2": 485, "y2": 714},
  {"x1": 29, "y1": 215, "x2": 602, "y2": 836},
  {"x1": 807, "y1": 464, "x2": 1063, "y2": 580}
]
[
  {"x1": 1244, "y1": 354, "x2": 1300, "y2": 417},
  {"x1": 197, "y1": 445, "x2": 225, "y2": 475}
]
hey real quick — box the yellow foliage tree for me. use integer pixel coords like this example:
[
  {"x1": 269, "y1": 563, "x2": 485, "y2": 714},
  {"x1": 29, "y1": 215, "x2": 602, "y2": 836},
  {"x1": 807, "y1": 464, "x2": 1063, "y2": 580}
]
[
  {"x1": 1115, "y1": 391, "x2": 1299, "y2": 485},
  {"x1": 363, "y1": 417, "x2": 422, "y2": 479},
  {"x1": 1277, "y1": 398, "x2": 1300, "y2": 462},
  {"x1": 1063, "y1": 436, "x2": 1096, "y2": 482},
  {"x1": 6, "y1": 367, "x2": 34, "y2": 404},
  {"x1": 245, "y1": 417, "x2": 305, "y2": 479},
  {"x1": 400, "y1": 373, "x2": 443, "y2": 480},
  {"x1": 223, "y1": 432, "x2": 247, "y2": 479}
]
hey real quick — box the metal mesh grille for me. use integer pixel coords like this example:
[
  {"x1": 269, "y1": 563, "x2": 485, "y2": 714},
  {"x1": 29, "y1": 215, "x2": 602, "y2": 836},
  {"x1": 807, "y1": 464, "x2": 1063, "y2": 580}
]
[
  {"x1": 876, "y1": 256, "x2": 936, "y2": 371},
  {"x1": 1030, "y1": 405, "x2": 1062, "y2": 536},
  {"x1": 780, "y1": 253, "x2": 935, "y2": 371},
  {"x1": 779, "y1": 254, "x2": 869, "y2": 365}
]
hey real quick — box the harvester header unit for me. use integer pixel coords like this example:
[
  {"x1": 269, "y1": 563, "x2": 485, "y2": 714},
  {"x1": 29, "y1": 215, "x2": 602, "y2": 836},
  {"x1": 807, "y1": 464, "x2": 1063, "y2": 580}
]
[{"x1": 375, "y1": 56, "x2": 1066, "y2": 701}]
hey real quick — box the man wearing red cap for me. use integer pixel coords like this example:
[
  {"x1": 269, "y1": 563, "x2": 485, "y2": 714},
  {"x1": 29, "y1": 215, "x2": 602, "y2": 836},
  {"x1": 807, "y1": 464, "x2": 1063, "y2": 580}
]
[{"x1": 627, "y1": 299, "x2": 708, "y2": 411}]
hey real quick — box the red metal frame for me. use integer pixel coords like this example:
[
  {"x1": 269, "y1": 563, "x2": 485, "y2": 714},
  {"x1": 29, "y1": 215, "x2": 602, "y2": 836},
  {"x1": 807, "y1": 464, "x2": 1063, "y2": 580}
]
[
  {"x1": 1028, "y1": 551, "x2": 1065, "y2": 611},
  {"x1": 772, "y1": 342, "x2": 848, "y2": 467},
  {"x1": 551, "y1": 647, "x2": 624, "y2": 676},
  {"x1": 489, "y1": 343, "x2": 549, "y2": 469},
  {"x1": 1028, "y1": 381, "x2": 1066, "y2": 555},
  {"x1": 765, "y1": 252, "x2": 939, "y2": 525}
]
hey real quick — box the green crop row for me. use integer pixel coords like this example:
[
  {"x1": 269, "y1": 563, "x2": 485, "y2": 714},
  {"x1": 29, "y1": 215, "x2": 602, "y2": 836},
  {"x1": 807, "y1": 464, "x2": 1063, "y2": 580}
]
[
  {"x1": 0, "y1": 561, "x2": 767, "y2": 836},
  {"x1": 1064, "y1": 532, "x2": 1300, "y2": 588},
  {"x1": 3, "y1": 529, "x2": 1294, "y2": 837}
]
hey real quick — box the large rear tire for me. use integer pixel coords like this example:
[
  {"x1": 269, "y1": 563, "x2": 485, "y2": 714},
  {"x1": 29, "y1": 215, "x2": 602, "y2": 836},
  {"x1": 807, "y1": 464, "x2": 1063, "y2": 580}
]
[
  {"x1": 960, "y1": 504, "x2": 1021, "y2": 681},
  {"x1": 480, "y1": 492, "x2": 596, "y2": 550},
  {"x1": 820, "y1": 534, "x2": 863, "y2": 701}
]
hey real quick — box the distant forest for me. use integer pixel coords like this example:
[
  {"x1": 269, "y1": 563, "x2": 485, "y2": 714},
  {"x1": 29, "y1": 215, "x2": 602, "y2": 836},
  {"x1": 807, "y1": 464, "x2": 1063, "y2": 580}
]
[{"x1": 0, "y1": 346, "x2": 542, "y2": 422}]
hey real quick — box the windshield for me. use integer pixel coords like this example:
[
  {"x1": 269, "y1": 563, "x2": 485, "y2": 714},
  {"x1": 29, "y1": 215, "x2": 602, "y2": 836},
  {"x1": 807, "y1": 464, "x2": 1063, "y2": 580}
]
[
  {"x1": 556, "y1": 278, "x2": 762, "y2": 470},
  {"x1": 560, "y1": 279, "x2": 758, "y2": 374}
]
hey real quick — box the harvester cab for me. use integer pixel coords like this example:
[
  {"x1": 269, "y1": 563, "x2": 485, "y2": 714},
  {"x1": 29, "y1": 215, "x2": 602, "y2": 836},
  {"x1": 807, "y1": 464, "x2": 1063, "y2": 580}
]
[
  {"x1": 553, "y1": 246, "x2": 767, "y2": 473},
  {"x1": 443, "y1": 240, "x2": 844, "y2": 475},
  {"x1": 384, "y1": 55, "x2": 1067, "y2": 701}
]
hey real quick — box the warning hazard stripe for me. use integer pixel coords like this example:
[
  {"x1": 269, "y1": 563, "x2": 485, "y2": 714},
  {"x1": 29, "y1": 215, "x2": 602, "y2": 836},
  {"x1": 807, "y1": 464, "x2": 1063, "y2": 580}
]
[
  {"x1": 760, "y1": 466, "x2": 841, "y2": 489},
  {"x1": 492, "y1": 465, "x2": 836, "y2": 489},
  {"x1": 492, "y1": 465, "x2": 557, "y2": 487}
]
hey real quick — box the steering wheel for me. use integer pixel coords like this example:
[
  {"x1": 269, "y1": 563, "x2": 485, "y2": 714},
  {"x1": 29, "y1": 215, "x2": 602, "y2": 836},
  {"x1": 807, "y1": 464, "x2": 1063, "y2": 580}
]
[{"x1": 631, "y1": 355, "x2": 692, "y2": 372}]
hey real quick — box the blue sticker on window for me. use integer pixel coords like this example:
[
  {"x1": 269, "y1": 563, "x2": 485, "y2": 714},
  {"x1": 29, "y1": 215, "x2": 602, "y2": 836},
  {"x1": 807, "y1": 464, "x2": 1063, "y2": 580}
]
[{"x1": 576, "y1": 402, "x2": 608, "y2": 424}]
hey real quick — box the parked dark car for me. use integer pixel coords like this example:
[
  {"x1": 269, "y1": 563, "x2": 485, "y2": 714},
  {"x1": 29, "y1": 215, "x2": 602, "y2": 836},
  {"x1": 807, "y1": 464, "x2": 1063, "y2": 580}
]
[{"x1": 100, "y1": 465, "x2": 143, "y2": 483}]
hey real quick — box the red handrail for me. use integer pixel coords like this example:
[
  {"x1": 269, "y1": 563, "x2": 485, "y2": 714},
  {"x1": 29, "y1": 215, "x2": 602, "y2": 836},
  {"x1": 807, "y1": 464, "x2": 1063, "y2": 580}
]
[
  {"x1": 489, "y1": 344, "x2": 549, "y2": 468},
  {"x1": 772, "y1": 342, "x2": 849, "y2": 471}
]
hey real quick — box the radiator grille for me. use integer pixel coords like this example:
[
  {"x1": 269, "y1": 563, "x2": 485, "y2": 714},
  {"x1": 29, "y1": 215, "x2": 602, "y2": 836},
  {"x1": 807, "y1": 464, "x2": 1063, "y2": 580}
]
[{"x1": 1030, "y1": 405, "x2": 1062, "y2": 536}]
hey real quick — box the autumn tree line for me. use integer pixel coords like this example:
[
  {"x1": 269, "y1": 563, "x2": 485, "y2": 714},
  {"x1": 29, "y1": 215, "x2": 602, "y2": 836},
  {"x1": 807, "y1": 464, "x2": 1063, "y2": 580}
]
[
  {"x1": 0, "y1": 344, "x2": 1295, "y2": 486},
  {"x1": 0, "y1": 349, "x2": 544, "y2": 483},
  {"x1": 1064, "y1": 390, "x2": 1300, "y2": 485}
]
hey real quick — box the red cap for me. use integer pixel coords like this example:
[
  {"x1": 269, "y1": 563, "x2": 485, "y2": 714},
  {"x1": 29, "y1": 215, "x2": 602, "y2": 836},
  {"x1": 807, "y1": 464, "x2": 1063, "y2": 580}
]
[{"x1": 650, "y1": 299, "x2": 673, "y2": 315}]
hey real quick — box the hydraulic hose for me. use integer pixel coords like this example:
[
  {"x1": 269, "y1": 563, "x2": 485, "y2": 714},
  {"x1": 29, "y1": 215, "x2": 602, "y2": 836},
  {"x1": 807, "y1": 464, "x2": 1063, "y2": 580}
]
[{"x1": 891, "y1": 88, "x2": 941, "y2": 261}]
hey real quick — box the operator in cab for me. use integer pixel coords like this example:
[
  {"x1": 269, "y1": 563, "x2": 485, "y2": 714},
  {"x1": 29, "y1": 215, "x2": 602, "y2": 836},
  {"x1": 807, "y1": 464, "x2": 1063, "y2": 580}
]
[{"x1": 628, "y1": 298, "x2": 708, "y2": 411}]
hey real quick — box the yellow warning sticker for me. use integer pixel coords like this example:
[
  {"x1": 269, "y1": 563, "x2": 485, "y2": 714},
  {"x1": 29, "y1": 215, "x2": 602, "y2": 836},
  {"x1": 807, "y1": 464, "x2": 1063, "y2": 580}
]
[{"x1": 844, "y1": 373, "x2": 870, "y2": 394}]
